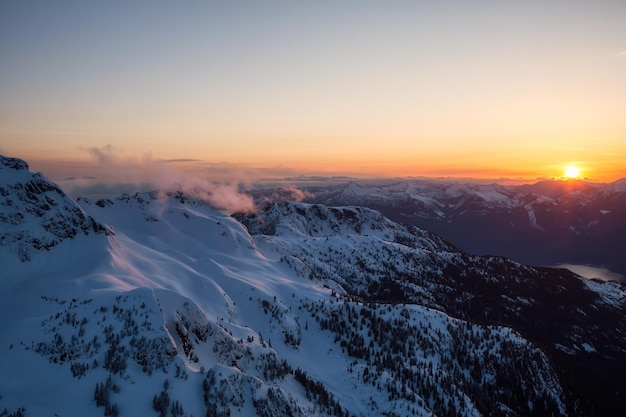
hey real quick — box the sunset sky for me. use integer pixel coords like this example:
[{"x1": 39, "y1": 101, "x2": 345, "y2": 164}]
[{"x1": 1, "y1": 1, "x2": 625, "y2": 184}]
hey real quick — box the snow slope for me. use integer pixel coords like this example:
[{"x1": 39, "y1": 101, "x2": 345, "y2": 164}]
[{"x1": 235, "y1": 201, "x2": 626, "y2": 416}]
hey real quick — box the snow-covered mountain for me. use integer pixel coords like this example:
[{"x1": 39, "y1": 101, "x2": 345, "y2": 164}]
[
  {"x1": 1, "y1": 155, "x2": 624, "y2": 417},
  {"x1": 235, "y1": 201, "x2": 626, "y2": 415},
  {"x1": 0, "y1": 156, "x2": 111, "y2": 265},
  {"x1": 297, "y1": 179, "x2": 626, "y2": 277}
]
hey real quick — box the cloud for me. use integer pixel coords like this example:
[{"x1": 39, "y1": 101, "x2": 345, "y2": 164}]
[
  {"x1": 157, "y1": 158, "x2": 202, "y2": 163},
  {"x1": 152, "y1": 164, "x2": 255, "y2": 213},
  {"x1": 59, "y1": 145, "x2": 317, "y2": 212},
  {"x1": 260, "y1": 187, "x2": 314, "y2": 203},
  {"x1": 62, "y1": 176, "x2": 98, "y2": 180},
  {"x1": 84, "y1": 144, "x2": 117, "y2": 165},
  {"x1": 77, "y1": 145, "x2": 256, "y2": 213},
  {"x1": 56, "y1": 176, "x2": 98, "y2": 194}
]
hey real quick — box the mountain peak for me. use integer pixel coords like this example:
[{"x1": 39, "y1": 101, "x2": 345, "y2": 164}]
[
  {"x1": 0, "y1": 155, "x2": 29, "y2": 171},
  {"x1": 235, "y1": 201, "x2": 457, "y2": 258},
  {"x1": 236, "y1": 201, "x2": 391, "y2": 237},
  {"x1": 0, "y1": 154, "x2": 111, "y2": 263}
]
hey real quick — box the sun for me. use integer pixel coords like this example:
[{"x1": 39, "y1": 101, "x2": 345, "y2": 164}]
[{"x1": 564, "y1": 164, "x2": 581, "y2": 179}]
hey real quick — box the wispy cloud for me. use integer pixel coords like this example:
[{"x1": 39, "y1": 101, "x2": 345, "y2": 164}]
[
  {"x1": 153, "y1": 165, "x2": 256, "y2": 213},
  {"x1": 41, "y1": 145, "x2": 318, "y2": 211},
  {"x1": 62, "y1": 176, "x2": 97, "y2": 181},
  {"x1": 77, "y1": 145, "x2": 256, "y2": 212},
  {"x1": 257, "y1": 186, "x2": 314, "y2": 203},
  {"x1": 84, "y1": 144, "x2": 117, "y2": 165},
  {"x1": 156, "y1": 158, "x2": 202, "y2": 164}
]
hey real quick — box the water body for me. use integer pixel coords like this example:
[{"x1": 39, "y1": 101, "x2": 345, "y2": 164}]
[{"x1": 558, "y1": 263, "x2": 625, "y2": 282}]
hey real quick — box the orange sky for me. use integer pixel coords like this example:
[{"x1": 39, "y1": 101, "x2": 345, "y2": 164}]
[{"x1": 2, "y1": 2, "x2": 625, "y2": 184}]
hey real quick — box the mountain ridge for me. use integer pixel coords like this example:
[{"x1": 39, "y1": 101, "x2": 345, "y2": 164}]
[
  {"x1": 295, "y1": 178, "x2": 626, "y2": 277},
  {"x1": 237, "y1": 199, "x2": 626, "y2": 415}
]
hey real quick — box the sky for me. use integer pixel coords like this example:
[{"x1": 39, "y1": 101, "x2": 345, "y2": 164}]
[{"x1": 1, "y1": 0, "x2": 625, "y2": 185}]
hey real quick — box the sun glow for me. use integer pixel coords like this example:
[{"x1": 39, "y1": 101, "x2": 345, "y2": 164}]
[{"x1": 564, "y1": 164, "x2": 581, "y2": 179}]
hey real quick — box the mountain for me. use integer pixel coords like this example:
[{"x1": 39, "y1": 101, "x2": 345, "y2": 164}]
[
  {"x1": 0, "y1": 156, "x2": 111, "y2": 265},
  {"x1": 299, "y1": 178, "x2": 626, "y2": 277},
  {"x1": 235, "y1": 201, "x2": 626, "y2": 416},
  {"x1": 1, "y1": 155, "x2": 624, "y2": 416}
]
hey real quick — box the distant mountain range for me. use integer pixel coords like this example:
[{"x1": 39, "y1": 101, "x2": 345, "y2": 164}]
[
  {"x1": 1, "y1": 155, "x2": 625, "y2": 417},
  {"x1": 280, "y1": 178, "x2": 626, "y2": 278}
]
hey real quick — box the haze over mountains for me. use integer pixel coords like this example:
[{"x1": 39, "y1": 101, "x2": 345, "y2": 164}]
[{"x1": 1, "y1": 155, "x2": 625, "y2": 417}]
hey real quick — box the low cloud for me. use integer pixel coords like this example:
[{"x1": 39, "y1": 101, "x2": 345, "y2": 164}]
[
  {"x1": 261, "y1": 187, "x2": 314, "y2": 203},
  {"x1": 153, "y1": 164, "x2": 256, "y2": 213},
  {"x1": 157, "y1": 158, "x2": 202, "y2": 163},
  {"x1": 56, "y1": 176, "x2": 98, "y2": 195},
  {"x1": 84, "y1": 144, "x2": 117, "y2": 165},
  {"x1": 76, "y1": 145, "x2": 256, "y2": 213},
  {"x1": 47, "y1": 145, "x2": 318, "y2": 213}
]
